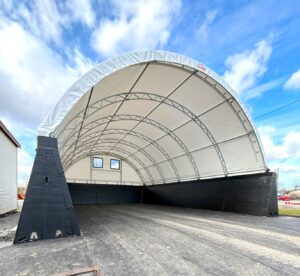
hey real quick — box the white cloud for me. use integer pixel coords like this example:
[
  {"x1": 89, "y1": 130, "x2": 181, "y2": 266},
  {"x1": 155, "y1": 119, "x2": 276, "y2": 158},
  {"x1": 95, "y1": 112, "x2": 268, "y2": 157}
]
[
  {"x1": 223, "y1": 39, "x2": 272, "y2": 95},
  {"x1": 0, "y1": 4, "x2": 96, "y2": 185},
  {"x1": 0, "y1": 0, "x2": 13, "y2": 12},
  {"x1": 1, "y1": 1, "x2": 65, "y2": 45},
  {"x1": 258, "y1": 125, "x2": 300, "y2": 188},
  {"x1": 243, "y1": 77, "x2": 284, "y2": 100},
  {"x1": 284, "y1": 69, "x2": 300, "y2": 90},
  {"x1": 66, "y1": 0, "x2": 96, "y2": 27},
  {"x1": 278, "y1": 163, "x2": 300, "y2": 174},
  {"x1": 0, "y1": 116, "x2": 36, "y2": 142},
  {"x1": 31, "y1": 1, "x2": 65, "y2": 44},
  {"x1": 197, "y1": 10, "x2": 218, "y2": 41},
  {"x1": 1, "y1": 0, "x2": 96, "y2": 45},
  {"x1": 0, "y1": 17, "x2": 95, "y2": 127},
  {"x1": 259, "y1": 126, "x2": 300, "y2": 161},
  {"x1": 92, "y1": 0, "x2": 181, "y2": 57},
  {"x1": 18, "y1": 148, "x2": 34, "y2": 185}
]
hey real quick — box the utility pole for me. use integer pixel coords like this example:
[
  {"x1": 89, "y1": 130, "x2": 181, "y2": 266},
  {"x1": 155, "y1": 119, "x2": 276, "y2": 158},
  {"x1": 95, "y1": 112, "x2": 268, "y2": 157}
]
[{"x1": 293, "y1": 177, "x2": 300, "y2": 191}]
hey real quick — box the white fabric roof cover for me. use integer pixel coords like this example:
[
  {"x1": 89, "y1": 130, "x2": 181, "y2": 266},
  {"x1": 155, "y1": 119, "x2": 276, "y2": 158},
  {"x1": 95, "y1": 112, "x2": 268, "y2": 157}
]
[{"x1": 39, "y1": 50, "x2": 267, "y2": 185}]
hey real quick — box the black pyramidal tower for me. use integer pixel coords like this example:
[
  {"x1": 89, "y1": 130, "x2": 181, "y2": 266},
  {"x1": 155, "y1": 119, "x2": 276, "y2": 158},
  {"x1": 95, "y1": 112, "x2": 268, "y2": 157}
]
[{"x1": 14, "y1": 136, "x2": 80, "y2": 243}]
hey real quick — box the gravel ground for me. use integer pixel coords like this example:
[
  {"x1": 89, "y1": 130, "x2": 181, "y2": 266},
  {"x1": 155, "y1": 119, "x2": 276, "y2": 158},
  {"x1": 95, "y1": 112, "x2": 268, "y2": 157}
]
[
  {"x1": 0, "y1": 204, "x2": 300, "y2": 275},
  {"x1": 0, "y1": 212, "x2": 19, "y2": 247}
]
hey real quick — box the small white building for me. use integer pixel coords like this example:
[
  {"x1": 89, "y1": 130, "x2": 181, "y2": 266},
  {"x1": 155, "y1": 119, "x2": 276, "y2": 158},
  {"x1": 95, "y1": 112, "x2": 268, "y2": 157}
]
[{"x1": 0, "y1": 120, "x2": 20, "y2": 215}]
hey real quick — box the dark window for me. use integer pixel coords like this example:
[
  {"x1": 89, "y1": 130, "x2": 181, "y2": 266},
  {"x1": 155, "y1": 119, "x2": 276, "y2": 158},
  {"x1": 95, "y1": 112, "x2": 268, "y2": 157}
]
[
  {"x1": 93, "y1": 157, "x2": 103, "y2": 168},
  {"x1": 110, "y1": 159, "x2": 120, "y2": 170}
]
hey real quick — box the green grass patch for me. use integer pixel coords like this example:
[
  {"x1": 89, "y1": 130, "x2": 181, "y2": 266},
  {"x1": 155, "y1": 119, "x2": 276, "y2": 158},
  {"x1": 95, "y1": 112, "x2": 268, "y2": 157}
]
[{"x1": 279, "y1": 208, "x2": 300, "y2": 217}]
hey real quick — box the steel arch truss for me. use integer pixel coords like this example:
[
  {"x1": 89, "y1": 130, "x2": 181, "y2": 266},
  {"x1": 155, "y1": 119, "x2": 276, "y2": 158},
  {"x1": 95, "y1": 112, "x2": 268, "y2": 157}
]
[
  {"x1": 56, "y1": 92, "x2": 228, "y2": 176},
  {"x1": 69, "y1": 138, "x2": 166, "y2": 183},
  {"x1": 62, "y1": 129, "x2": 180, "y2": 182},
  {"x1": 62, "y1": 114, "x2": 200, "y2": 179}
]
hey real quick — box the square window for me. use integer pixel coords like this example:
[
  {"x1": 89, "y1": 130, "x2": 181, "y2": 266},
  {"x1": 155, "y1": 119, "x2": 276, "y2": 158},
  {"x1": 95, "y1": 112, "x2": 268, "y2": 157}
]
[
  {"x1": 110, "y1": 159, "x2": 120, "y2": 170},
  {"x1": 93, "y1": 157, "x2": 103, "y2": 168}
]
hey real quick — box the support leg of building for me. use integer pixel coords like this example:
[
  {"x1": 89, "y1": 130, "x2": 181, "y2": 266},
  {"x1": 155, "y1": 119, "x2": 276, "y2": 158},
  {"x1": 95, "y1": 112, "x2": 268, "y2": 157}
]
[{"x1": 14, "y1": 136, "x2": 80, "y2": 243}]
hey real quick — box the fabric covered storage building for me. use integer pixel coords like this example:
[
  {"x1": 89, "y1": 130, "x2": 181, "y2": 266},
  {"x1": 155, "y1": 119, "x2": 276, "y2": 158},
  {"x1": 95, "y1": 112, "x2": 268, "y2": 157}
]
[{"x1": 14, "y1": 51, "x2": 278, "y2": 243}]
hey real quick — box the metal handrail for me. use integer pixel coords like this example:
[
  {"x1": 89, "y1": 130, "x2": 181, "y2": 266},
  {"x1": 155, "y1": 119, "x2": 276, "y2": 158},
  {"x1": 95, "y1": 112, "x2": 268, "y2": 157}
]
[{"x1": 66, "y1": 178, "x2": 142, "y2": 186}]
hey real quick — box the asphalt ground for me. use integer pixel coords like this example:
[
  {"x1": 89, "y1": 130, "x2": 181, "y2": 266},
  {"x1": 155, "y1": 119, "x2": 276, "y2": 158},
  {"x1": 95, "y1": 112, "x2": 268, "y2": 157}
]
[{"x1": 0, "y1": 204, "x2": 300, "y2": 275}]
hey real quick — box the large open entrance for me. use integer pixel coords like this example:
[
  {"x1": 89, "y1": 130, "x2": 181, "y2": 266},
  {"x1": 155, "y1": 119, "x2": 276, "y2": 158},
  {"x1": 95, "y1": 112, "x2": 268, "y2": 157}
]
[{"x1": 14, "y1": 51, "x2": 278, "y2": 243}]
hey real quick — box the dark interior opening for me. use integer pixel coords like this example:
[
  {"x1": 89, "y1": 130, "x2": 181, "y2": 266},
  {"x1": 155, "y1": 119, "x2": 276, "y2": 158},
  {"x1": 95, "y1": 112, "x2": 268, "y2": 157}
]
[{"x1": 68, "y1": 172, "x2": 278, "y2": 217}]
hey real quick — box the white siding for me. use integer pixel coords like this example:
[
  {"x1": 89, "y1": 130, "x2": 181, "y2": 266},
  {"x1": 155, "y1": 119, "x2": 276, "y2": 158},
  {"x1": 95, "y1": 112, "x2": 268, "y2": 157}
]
[{"x1": 0, "y1": 131, "x2": 18, "y2": 215}]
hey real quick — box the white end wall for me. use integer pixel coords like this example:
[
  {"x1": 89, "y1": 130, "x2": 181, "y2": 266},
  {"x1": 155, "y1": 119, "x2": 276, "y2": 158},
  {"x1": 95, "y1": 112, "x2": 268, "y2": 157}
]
[
  {"x1": 0, "y1": 131, "x2": 18, "y2": 215},
  {"x1": 65, "y1": 155, "x2": 142, "y2": 185}
]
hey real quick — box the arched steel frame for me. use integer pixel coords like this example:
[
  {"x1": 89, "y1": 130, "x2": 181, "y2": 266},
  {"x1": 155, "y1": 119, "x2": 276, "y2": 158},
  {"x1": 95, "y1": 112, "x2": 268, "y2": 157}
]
[
  {"x1": 62, "y1": 129, "x2": 180, "y2": 182},
  {"x1": 56, "y1": 92, "x2": 228, "y2": 176},
  {"x1": 70, "y1": 145, "x2": 154, "y2": 183},
  {"x1": 61, "y1": 114, "x2": 200, "y2": 179},
  {"x1": 66, "y1": 138, "x2": 166, "y2": 183}
]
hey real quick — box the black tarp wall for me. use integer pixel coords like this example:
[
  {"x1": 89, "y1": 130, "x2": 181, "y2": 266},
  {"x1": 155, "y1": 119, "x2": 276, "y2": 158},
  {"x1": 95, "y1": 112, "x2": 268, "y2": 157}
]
[{"x1": 68, "y1": 172, "x2": 278, "y2": 216}]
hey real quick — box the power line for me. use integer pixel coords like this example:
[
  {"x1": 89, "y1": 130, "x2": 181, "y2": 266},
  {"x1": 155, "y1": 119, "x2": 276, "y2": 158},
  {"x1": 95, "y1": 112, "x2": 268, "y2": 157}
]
[{"x1": 254, "y1": 98, "x2": 300, "y2": 120}]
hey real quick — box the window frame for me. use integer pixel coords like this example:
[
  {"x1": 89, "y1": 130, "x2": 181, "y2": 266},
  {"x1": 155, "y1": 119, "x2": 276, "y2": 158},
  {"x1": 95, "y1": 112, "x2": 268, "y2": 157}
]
[
  {"x1": 92, "y1": 157, "x2": 103, "y2": 169},
  {"x1": 110, "y1": 159, "x2": 120, "y2": 170}
]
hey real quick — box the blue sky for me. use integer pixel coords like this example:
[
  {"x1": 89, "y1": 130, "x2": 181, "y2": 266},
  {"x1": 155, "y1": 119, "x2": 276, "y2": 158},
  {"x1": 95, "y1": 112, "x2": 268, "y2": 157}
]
[{"x1": 0, "y1": 0, "x2": 300, "y2": 189}]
